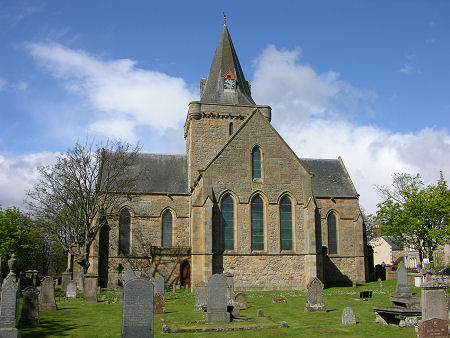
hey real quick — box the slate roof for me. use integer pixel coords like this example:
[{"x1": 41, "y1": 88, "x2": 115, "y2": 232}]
[
  {"x1": 382, "y1": 236, "x2": 403, "y2": 251},
  {"x1": 300, "y1": 158, "x2": 357, "y2": 198},
  {"x1": 200, "y1": 24, "x2": 255, "y2": 105},
  {"x1": 122, "y1": 154, "x2": 188, "y2": 194}
]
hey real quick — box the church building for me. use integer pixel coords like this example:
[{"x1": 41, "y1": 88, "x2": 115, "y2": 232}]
[{"x1": 91, "y1": 24, "x2": 369, "y2": 291}]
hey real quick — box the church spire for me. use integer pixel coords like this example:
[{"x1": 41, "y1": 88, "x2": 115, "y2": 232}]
[{"x1": 200, "y1": 23, "x2": 255, "y2": 105}]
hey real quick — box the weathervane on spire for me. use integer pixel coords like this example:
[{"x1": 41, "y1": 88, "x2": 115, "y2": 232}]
[{"x1": 223, "y1": 12, "x2": 227, "y2": 25}]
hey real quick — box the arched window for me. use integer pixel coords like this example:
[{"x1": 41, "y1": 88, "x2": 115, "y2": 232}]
[
  {"x1": 162, "y1": 211, "x2": 173, "y2": 247},
  {"x1": 280, "y1": 196, "x2": 293, "y2": 251},
  {"x1": 251, "y1": 195, "x2": 264, "y2": 250},
  {"x1": 229, "y1": 122, "x2": 234, "y2": 136},
  {"x1": 221, "y1": 195, "x2": 234, "y2": 250},
  {"x1": 119, "y1": 209, "x2": 130, "y2": 255},
  {"x1": 327, "y1": 212, "x2": 337, "y2": 254},
  {"x1": 252, "y1": 146, "x2": 261, "y2": 179}
]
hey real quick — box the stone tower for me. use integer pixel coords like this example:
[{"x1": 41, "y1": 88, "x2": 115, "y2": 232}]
[{"x1": 184, "y1": 24, "x2": 271, "y2": 189}]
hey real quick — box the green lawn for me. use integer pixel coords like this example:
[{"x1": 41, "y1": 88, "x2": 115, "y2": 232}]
[{"x1": 20, "y1": 280, "x2": 419, "y2": 337}]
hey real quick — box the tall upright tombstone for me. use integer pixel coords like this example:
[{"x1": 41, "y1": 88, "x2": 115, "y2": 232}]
[
  {"x1": 194, "y1": 281, "x2": 208, "y2": 311},
  {"x1": 19, "y1": 286, "x2": 40, "y2": 326},
  {"x1": 61, "y1": 271, "x2": 72, "y2": 297},
  {"x1": 304, "y1": 277, "x2": 326, "y2": 312},
  {"x1": 390, "y1": 262, "x2": 420, "y2": 308},
  {"x1": 155, "y1": 276, "x2": 165, "y2": 297},
  {"x1": 205, "y1": 274, "x2": 230, "y2": 323},
  {"x1": 39, "y1": 276, "x2": 57, "y2": 311},
  {"x1": 154, "y1": 276, "x2": 165, "y2": 314},
  {"x1": 83, "y1": 273, "x2": 98, "y2": 302},
  {"x1": 395, "y1": 262, "x2": 410, "y2": 294},
  {"x1": 121, "y1": 278, "x2": 154, "y2": 338},
  {"x1": 0, "y1": 254, "x2": 20, "y2": 338},
  {"x1": 421, "y1": 279, "x2": 449, "y2": 321},
  {"x1": 66, "y1": 281, "x2": 77, "y2": 298}
]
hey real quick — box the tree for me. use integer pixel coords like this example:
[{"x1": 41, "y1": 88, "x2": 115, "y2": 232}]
[
  {"x1": 0, "y1": 206, "x2": 41, "y2": 276},
  {"x1": 375, "y1": 172, "x2": 450, "y2": 265},
  {"x1": 27, "y1": 139, "x2": 142, "y2": 275}
]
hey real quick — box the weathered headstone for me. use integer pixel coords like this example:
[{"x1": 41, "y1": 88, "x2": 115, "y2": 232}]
[
  {"x1": 83, "y1": 273, "x2": 98, "y2": 302},
  {"x1": 20, "y1": 286, "x2": 40, "y2": 326},
  {"x1": 194, "y1": 281, "x2": 208, "y2": 311},
  {"x1": 418, "y1": 318, "x2": 448, "y2": 338},
  {"x1": 395, "y1": 262, "x2": 410, "y2": 294},
  {"x1": 235, "y1": 293, "x2": 247, "y2": 310},
  {"x1": 121, "y1": 278, "x2": 154, "y2": 338},
  {"x1": 39, "y1": 276, "x2": 57, "y2": 311},
  {"x1": 360, "y1": 291, "x2": 372, "y2": 299},
  {"x1": 155, "y1": 276, "x2": 165, "y2": 297},
  {"x1": 123, "y1": 269, "x2": 136, "y2": 284},
  {"x1": 342, "y1": 307, "x2": 356, "y2": 325},
  {"x1": 421, "y1": 279, "x2": 449, "y2": 321},
  {"x1": 61, "y1": 272, "x2": 72, "y2": 297},
  {"x1": 153, "y1": 293, "x2": 165, "y2": 314},
  {"x1": 66, "y1": 281, "x2": 77, "y2": 298},
  {"x1": 0, "y1": 255, "x2": 20, "y2": 338},
  {"x1": 378, "y1": 278, "x2": 383, "y2": 288},
  {"x1": 205, "y1": 274, "x2": 230, "y2": 323},
  {"x1": 304, "y1": 277, "x2": 326, "y2": 312},
  {"x1": 257, "y1": 309, "x2": 264, "y2": 317},
  {"x1": 224, "y1": 272, "x2": 235, "y2": 303}
]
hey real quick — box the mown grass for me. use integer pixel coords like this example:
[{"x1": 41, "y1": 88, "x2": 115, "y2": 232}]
[{"x1": 20, "y1": 280, "x2": 419, "y2": 337}]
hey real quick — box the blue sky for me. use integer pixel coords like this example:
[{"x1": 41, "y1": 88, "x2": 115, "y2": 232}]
[{"x1": 1, "y1": 1, "x2": 449, "y2": 213}]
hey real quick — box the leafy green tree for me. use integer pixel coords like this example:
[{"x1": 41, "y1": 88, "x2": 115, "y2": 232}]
[
  {"x1": 376, "y1": 172, "x2": 450, "y2": 264},
  {"x1": 0, "y1": 206, "x2": 41, "y2": 275}
]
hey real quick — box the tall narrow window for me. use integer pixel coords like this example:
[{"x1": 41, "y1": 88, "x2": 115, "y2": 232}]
[
  {"x1": 251, "y1": 196, "x2": 264, "y2": 250},
  {"x1": 222, "y1": 195, "x2": 234, "y2": 250},
  {"x1": 327, "y1": 212, "x2": 337, "y2": 254},
  {"x1": 162, "y1": 211, "x2": 173, "y2": 247},
  {"x1": 229, "y1": 122, "x2": 234, "y2": 136},
  {"x1": 119, "y1": 209, "x2": 130, "y2": 255},
  {"x1": 252, "y1": 147, "x2": 261, "y2": 179},
  {"x1": 280, "y1": 196, "x2": 293, "y2": 251}
]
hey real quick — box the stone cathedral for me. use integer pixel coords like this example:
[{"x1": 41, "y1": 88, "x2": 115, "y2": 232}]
[{"x1": 89, "y1": 24, "x2": 369, "y2": 291}]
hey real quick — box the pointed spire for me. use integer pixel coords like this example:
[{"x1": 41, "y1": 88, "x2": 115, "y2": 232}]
[{"x1": 200, "y1": 24, "x2": 255, "y2": 105}]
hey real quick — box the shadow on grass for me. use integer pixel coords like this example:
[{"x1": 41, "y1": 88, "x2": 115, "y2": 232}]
[{"x1": 20, "y1": 320, "x2": 88, "y2": 337}]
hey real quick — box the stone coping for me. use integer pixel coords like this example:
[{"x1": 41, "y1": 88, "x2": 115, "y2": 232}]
[{"x1": 373, "y1": 306, "x2": 421, "y2": 316}]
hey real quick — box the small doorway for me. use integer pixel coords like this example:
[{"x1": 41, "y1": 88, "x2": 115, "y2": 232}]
[{"x1": 180, "y1": 260, "x2": 191, "y2": 287}]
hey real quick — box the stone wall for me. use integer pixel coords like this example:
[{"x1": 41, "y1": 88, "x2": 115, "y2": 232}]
[{"x1": 223, "y1": 254, "x2": 305, "y2": 290}]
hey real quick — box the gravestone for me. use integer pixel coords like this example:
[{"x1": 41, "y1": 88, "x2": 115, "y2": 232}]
[
  {"x1": 395, "y1": 262, "x2": 410, "y2": 294},
  {"x1": 235, "y1": 293, "x2": 247, "y2": 310},
  {"x1": 418, "y1": 318, "x2": 448, "y2": 338},
  {"x1": 342, "y1": 307, "x2": 356, "y2": 325},
  {"x1": 155, "y1": 276, "x2": 165, "y2": 297},
  {"x1": 121, "y1": 278, "x2": 154, "y2": 338},
  {"x1": 257, "y1": 309, "x2": 264, "y2": 317},
  {"x1": 390, "y1": 262, "x2": 420, "y2": 308},
  {"x1": 19, "y1": 286, "x2": 40, "y2": 326},
  {"x1": 61, "y1": 272, "x2": 72, "y2": 297},
  {"x1": 421, "y1": 279, "x2": 449, "y2": 321},
  {"x1": 360, "y1": 291, "x2": 372, "y2": 299},
  {"x1": 194, "y1": 281, "x2": 208, "y2": 311},
  {"x1": 83, "y1": 273, "x2": 98, "y2": 302},
  {"x1": 149, "y1": 278, "x2": 156, "y2": 295},
  {"x1": 378, "y1": 278, "x2": 383, "y2": 288},
  {"x1": 0, "y1": 255, "x2": 20, "y2": 338},
  {"x1": 39, "y1": 276, "x2": 57, "y2": 311},
  {"x1": 224, "y1": 272, "x2": 235, "y2": 303},
  {"x1": 66, "y1": 281, "x2": 77, "y2": 298},
  {"x1": 153, "y1": 293, "x2": 165, "y2": 314},
  {"x1": 304, "y1": 277, "x2": 326, "y2": 312},
  {"x1": 123, "y1": 269, "x2": 136, "y2": 284},
  {"x1": 205, "y1": 274, "x2": 230, "y2": 323}
]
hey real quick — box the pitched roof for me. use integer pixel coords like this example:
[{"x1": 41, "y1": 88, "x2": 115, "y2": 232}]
[
  {"x1": 382, "y1": 236, "x2": 403, "y2": 251},
  {"x1": 122, "y1": 154, "x2": 188, "y2": 194},
  {"x1": 300, "y1": 158, "x2": 357, "y2": 198},
  {"x1": 200, "y1": 24, "x2": 255, "y2": 105}
]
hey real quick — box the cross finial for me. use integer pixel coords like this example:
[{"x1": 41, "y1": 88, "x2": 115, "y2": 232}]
[{"x1": 223, "y1": 12, "x2": 226, "y2": 25}]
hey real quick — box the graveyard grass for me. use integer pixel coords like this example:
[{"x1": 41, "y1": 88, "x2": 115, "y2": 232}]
[{"x1": 20, "y1": 280, "x2": 423, "y2": 337}]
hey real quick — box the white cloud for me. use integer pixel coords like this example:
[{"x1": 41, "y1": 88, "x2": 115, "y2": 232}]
[
  {"x1": 0, "y1": 152, "x2": 58, "y2": 209},
  {"x1": 0, "y1": 77, "x2": 6, "y2": 91},
  {"x1": 27, "y1": 43, "x2": 196, "y2": 141},
  {"x1": 400, "y1": 54, "x2": 415, "y2": 74},
  {"x1": 252, "y1": 45, "x2": 450, "y2": 214}
]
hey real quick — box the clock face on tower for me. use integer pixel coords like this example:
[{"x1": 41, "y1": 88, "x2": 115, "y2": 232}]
[{"x1": 224, "y1": 78, "x2": 235, "y2": 91}]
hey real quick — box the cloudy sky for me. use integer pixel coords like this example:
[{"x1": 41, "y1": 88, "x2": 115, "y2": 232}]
[{"x1": 1, "y1": 1, "x2": 449, "y2": 214}]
